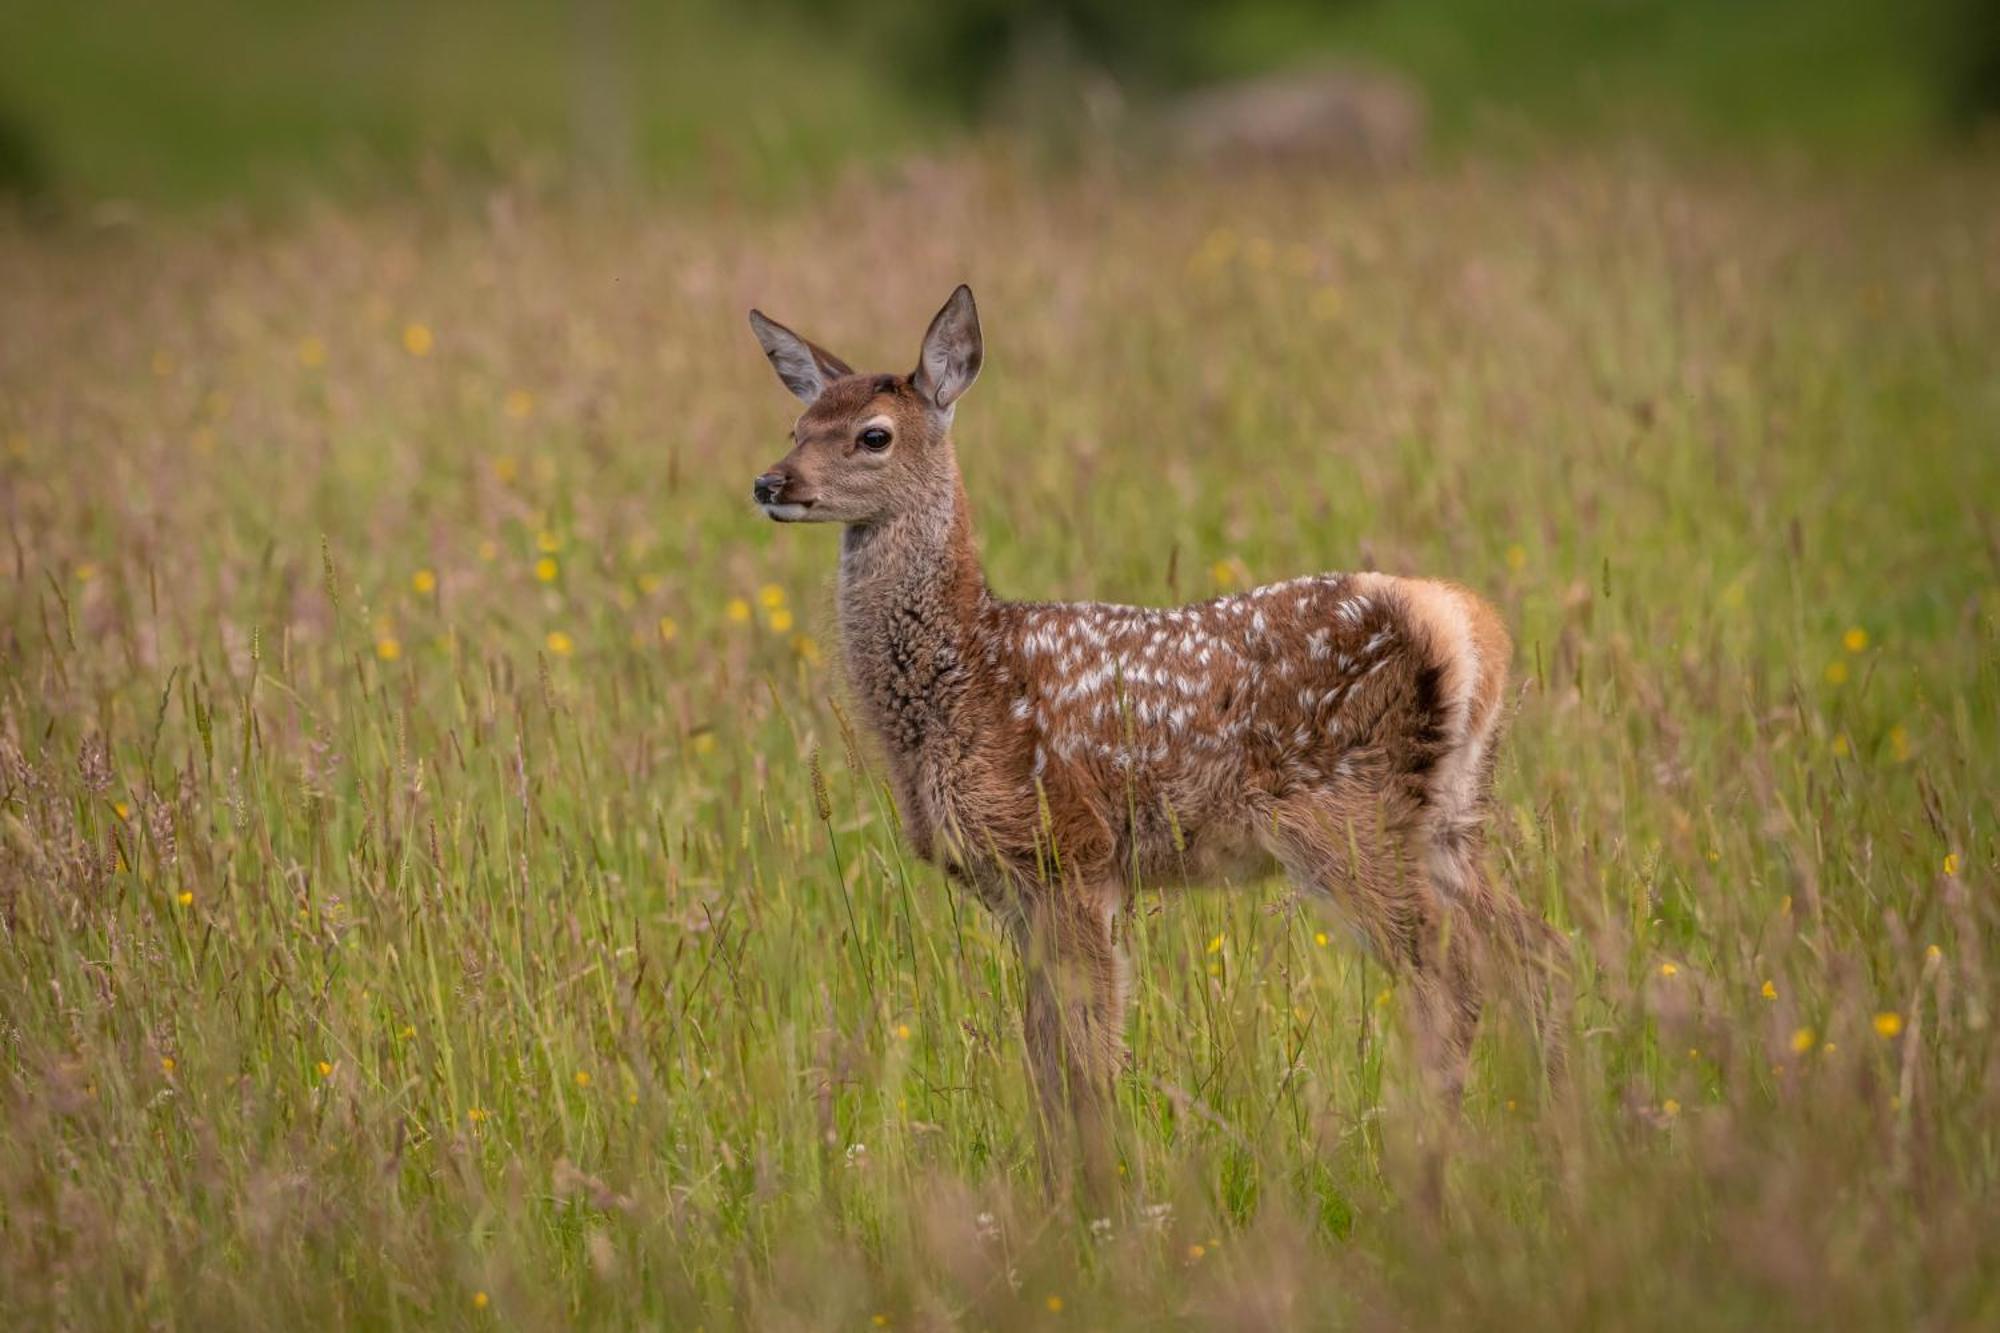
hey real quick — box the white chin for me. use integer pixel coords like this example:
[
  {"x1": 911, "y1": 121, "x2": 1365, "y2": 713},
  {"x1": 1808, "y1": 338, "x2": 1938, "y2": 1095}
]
[{"x1": 761, "y1": 502, "x2": 814, "y2": 522}]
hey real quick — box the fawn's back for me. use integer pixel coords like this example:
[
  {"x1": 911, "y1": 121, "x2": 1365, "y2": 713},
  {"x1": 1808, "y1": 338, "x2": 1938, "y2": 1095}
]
[{"x1": 957, "y1": 569, "x2": 1510, "y2": 893}]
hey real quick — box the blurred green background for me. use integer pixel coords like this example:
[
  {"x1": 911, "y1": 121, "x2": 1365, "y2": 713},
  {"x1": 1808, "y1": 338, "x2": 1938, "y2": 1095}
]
[{"x1": 1, "y1": 0, "x2": 1994, "y2": 208}]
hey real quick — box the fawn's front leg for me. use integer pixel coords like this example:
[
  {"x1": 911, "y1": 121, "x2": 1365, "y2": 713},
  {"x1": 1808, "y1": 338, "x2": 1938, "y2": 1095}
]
[{"x1": 1013, "y1": 886, "x2": 1128, "y2": 1201}]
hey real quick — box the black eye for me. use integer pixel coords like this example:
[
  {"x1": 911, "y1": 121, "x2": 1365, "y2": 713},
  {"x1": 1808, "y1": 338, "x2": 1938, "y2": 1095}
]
[{"x1": 858, "y1": 427, "x2": 892, "y2": 451}]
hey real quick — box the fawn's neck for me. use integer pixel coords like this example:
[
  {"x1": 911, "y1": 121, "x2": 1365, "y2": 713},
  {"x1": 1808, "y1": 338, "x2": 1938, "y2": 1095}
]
[{"x1": 836, "y1": 462, "x2": 990, "y2": 762}]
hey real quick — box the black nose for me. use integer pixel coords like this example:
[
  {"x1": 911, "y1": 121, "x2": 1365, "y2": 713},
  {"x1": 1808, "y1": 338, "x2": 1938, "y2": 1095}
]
[{"x1": 752, "y1": 472, "x2": 785, "y2": 504}]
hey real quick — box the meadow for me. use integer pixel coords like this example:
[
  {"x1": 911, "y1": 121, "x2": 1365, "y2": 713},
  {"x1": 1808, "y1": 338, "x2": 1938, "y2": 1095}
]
[{"x1": 2, "y1": 151, "x2": 1997, "y2": 1329}]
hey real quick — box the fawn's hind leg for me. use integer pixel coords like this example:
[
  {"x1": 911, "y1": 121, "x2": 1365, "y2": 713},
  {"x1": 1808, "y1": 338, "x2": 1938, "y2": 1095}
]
[
  {"x1": 1437, "y1": 835, "x2": 1571, "y2": 1089},
  {"x1": 1262, "y1": 792, "x2": 1483, "y2": 1103},
  {"x1": 1012, "y1": 884, "x2": 1129, "y2": 1198}
]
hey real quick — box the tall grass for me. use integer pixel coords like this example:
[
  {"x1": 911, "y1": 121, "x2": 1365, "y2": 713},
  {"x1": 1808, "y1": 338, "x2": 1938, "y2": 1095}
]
[{"x1": 1, "y1": 154, "x2": 1996, "y2": 1329}]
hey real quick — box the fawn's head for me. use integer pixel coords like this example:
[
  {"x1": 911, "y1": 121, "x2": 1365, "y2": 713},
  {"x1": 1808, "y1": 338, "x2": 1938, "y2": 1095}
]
[{"x1": 748, "y1": 286, "x2": 982, "y2": 525}]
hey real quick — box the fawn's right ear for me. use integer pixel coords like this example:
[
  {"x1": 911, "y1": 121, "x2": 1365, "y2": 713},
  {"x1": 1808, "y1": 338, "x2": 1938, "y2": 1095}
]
[{"x1": 748, "y1": 309, "x2": 854, "y2": 404}]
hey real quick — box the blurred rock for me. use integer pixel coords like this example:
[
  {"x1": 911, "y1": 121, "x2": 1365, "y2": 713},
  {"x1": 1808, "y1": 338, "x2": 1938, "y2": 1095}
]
[{"x1": 1165, "y1": 64, "x2": 1427, "y2": 171}]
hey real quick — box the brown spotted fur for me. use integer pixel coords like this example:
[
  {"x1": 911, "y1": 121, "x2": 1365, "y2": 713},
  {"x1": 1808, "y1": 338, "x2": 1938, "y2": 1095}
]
[{"x1": 749, "y1": 288, "x2": 1566, "y2": 1188}]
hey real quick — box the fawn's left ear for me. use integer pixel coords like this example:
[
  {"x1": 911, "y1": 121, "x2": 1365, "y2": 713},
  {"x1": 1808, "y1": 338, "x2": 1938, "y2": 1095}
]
[
  {"x1": 914, "y1": 285, "x2": 982, "y2": 412},
  {"x1": 748, "y1": 309, "x2": 853, "y2": 404}
]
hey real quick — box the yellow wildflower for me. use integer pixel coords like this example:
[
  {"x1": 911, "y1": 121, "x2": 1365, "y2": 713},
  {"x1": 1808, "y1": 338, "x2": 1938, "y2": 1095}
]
[
  {"x1": 1505, "y1": 543, "x2": 1528, "y2": 572},
  {"x1": 467, "y1": 1107, "x2": 487, "y2": 1123},
  {"x1": 895, "y1": 1024, "x2": 911, "y2": 1041},
  {"x1": 768, "y1": 606, "x2": 795, "y2": 633},
  {"x1": 1889, "y1": 725, "x2": 1911, "y2": 762},
  {"x1": 1659, "y1": 961, "x2": 1679, "y2": 978},
  {"x1": 726, "y1": 597, "x2": 751, "y2": 624},
  {"x1": 1206, "y1": 933, "x2": 1224, "y2": 954},
  {"x1": 574, "y1": 1070, "x2": 591, "y2": 1088},
  {"x1": 478, "y1": 539, "x2": 499, "y2": 561},
  {"x1": 1314, "y1": 931, "x2": 1329, "y2": 947},
  {"x1": 1790, "y1": 1027, "x2": 1815, "y2": 1053},
  {"x1": 1942, "y1": 853, "x2": 1959, "y2": 876},
  {"x1": 402, "y1": 323, "x2": 434, "y2": 357},
  {"x1": 177, "y1": 890, "x2": 194, "y2": 907},
  {"x1": 1824, "y1": 661, "x2": 1848, "y2": 685},
  {"x1": 375, "y1": 637, "x2": 402, "y2": 661},
  {"x1": 503, "y1": 388, "x2": 535, "y2": 420},
  {"x1": 1209, "y1": 559, "x2": 1239, "y2": 589},
  {"x1": 873, "y1": 1317, "x2": 889, "y2": 1329},
  {"x1": 758, "y1": 583, "x2": 786, "y2": 609},
  {"x1": 492, "y1": 456, "x2": 519, "y2": 484},
  {"x1": 1375, "y1": 988, "x2": 1392, "y2": 1007},
  {"x1": 77, "y1": 562, "x2": 99, "y2": 583},
  {"x1": 536, "y1": 530, "x2": 562, "y2": 553},
  {"x1": 545, "y1": 630, "x2": 574, "y2": 657},
  {"x1": 1873, "y1": 1011, "x2": 1903, "y2": 1038},
  {"x1": 1843, "y1": 626, "x2": 1868, "y2": 653},
  {"x1": 473, "y1": 1291, "x2": 488, "y2": 1310},
  {"x1": 792, "y1": 635, "x2": 821, "y2": 665},
  {"x1": 316, "y1": 1060, "x2": 333, "y2": 1078},
  {"x1": 1761, "y1": 979, "x2": 1777, "y2": 1000},
  {"x1": 658, "y1": 616, "x2": 679, "y2": 643},
  {"x1": 1045, "y1": 1296, "x2": 1064, "y2": 1314},
  {"x1": 113, "y1": 801, "x2": 130, "y2": 820},
  {"x1": 637, "y1": 572, "x2": 662, "y2": 595},
  {"x1": 534, "y1": 558, "x2": 558, "y2": 583},
  {"x1": 1190, "y1": 227, "x2": 1237, "y2": 275},
  {"x1": 1830, "y1": 732, "x2": 1851, "y2": 757},
  {"x1": 1663, "y1": 1098, "x2": 1681, "y2": 1118},
  {"x1": 1187, "y1": 1243, "x2": 1206, "y2": 1261},
  {"x1": 1925, "y1": 944, "x2": 1942, "y2": 963},
  {"x1": 692, "y1": 732, "x2": 716, "y2": 756},
  {"x1": 412, "y1": 569, "x2": 437, "y2": 594},
  {"x1": 298, "y1": 336, "x2": 326, "y2": 368}
]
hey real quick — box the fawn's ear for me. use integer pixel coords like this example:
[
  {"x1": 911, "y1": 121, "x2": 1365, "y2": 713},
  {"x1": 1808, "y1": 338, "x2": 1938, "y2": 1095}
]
[
  {"x1": 913, "y1": 284, "x2": 982, "y2": 412},
  {"x1": 748, "y1": 309, "x2": 853, "y2": 404}
]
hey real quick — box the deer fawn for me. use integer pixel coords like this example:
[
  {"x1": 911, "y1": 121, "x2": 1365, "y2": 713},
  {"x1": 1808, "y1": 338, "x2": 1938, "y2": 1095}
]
[{"x1": 749, "y1": 286, "x2": 1566, "y2": 1186}]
